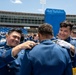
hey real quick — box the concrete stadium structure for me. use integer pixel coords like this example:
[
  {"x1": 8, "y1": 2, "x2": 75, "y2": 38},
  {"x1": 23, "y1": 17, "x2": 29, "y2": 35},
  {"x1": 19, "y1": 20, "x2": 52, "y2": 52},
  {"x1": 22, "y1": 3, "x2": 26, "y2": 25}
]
[
  {"x1": 0, "y1": 10, "x2": 76, "y2": 27},
  {"x1": 0, "y1": 10, "x2": 76, "y2": 33},
  {"x1": 0, "y1": 10, "x2": 44, "y2": 27}
]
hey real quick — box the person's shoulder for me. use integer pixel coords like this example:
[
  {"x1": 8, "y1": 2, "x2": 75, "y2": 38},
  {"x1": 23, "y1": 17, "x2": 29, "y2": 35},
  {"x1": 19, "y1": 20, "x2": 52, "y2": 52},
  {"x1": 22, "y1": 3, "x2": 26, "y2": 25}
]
[
  {"x1": 70, "y1": 37, "x2": 76, "y2": 40},
  {"x1": 70, "y1": 36, "x2": 76, "y2": 39},
  {"x1": 60, "y1": 47, "x2": 70, "y2": 59},
  {"x1": 30, "y1": 44, "x2": 40, "y2": 52},
  {"x1": 0, "y1": 41, "x2": 6, "y2": 46},
  {"x1": 54, "y1": 43, "x2": 69, "y2": 55},
  {"x1": 72, "y1": 37, "x2": 76, "y2": 40},
  {"x1": 28, "y1": 43, "x2": 43, "y2": 56},
  {"x1": 70, "y1": 37, "x2": 76, "y2": 44}
]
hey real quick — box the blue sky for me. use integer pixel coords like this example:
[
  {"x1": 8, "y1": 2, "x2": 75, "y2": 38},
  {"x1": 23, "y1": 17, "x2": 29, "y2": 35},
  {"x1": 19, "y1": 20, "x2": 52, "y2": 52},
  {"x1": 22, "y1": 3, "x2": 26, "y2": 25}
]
[{"x1": 0, "y1": 0, "x2": 76, "y2": 15}]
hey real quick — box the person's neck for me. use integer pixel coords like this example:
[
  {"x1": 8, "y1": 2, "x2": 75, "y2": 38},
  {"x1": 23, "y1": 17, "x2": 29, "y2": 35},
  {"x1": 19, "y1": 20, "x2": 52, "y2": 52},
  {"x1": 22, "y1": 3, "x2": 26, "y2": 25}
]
[
  {"x1": 6, "y1": 42, "x2": 14, "y2": 48},
  {"x1": 40, "y1": 37, "x2": 52, "y2": 42}
]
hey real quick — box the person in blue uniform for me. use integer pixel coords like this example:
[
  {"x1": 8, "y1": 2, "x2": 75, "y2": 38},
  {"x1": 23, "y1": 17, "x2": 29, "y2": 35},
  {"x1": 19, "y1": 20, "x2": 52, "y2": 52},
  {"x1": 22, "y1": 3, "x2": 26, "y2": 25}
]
[
  {"x1": 71, "y1": 25, "x2": 76, "y2": 39},
  {"x1": 0, "y1": 28, "x2": 36, "y2": 75},
  {"x1": 56, "y1": 21, "x2": 76, "y2": 67},
  {"x1": 20, "y1": 23, "x2": 72, "y2": 75}
]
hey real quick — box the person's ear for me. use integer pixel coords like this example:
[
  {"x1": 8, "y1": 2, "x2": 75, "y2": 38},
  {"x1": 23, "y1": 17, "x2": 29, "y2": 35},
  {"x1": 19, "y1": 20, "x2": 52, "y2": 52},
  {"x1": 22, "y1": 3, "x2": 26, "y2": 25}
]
[
  {"x1": 6, "y1": 34, "x2": 8, "y2": 38},
  {"x1": 38, "y1": 32, "x2": 40, "y2": 37}
]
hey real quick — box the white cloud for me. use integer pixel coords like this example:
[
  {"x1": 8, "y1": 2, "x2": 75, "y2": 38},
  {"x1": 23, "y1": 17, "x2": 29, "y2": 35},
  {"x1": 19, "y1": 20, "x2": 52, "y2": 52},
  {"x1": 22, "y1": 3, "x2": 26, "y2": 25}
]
[{"x1": 10, "y1": 0, "x2": 22, "y2": 4}]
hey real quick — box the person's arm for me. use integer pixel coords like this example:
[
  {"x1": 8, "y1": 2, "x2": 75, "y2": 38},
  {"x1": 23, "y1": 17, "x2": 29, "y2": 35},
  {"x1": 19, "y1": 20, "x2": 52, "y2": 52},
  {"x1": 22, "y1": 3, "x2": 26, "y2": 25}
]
[
  {"x1": 12, "y1": 41, "x2": 36, "y2": 57},
  {"x1": 57, "y1": 39, "x2": 75, "y2": 53},
  {"x1": 0, "y1": 41, "x2": 36, "y2": 68}
]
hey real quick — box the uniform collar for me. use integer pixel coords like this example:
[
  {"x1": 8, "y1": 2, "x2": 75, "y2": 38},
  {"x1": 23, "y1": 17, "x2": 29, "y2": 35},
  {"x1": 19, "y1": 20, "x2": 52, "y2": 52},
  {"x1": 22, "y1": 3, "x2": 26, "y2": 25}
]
[
  {"x1": 40, "y1": 39, "x2": 53, "y2": 45},
  {"x1": 65, "y1": 37, "x2": 71, "y2": 43}
]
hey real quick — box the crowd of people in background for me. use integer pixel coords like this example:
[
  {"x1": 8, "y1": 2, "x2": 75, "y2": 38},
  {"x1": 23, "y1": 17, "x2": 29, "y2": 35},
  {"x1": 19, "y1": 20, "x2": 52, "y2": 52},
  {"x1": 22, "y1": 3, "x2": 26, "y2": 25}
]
[{"x1": 0, "y1": 20, "x2": 76, "y2": 75}]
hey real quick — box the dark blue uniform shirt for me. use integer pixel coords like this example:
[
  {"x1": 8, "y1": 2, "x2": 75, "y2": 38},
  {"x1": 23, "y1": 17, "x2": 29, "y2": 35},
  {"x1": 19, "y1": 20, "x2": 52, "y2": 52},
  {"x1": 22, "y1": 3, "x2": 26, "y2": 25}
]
[
  {"x1": 20, "y1": 39, "x2": 72, "y2": 75},
  {"x1": 0, "y1": 42, "x2": 24, "y2": 75},
  {"x1": 52, "y1": 37, "x2": 76, "y2": 67},
  {"x1": 64, "y1": 37, "x2": 76, "y2": 67}
]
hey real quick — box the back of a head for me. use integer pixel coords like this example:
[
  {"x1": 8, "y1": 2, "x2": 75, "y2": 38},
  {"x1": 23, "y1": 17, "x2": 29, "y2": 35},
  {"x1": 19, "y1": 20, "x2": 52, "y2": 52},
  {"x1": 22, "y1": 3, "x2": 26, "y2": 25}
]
[{"x1": 38, "y1": 23, "x2": 53, "y2": 36}]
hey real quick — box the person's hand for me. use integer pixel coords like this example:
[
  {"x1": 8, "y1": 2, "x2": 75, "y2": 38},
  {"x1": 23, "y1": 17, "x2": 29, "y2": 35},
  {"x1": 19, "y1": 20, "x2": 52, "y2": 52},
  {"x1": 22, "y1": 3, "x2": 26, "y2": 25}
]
[
  {"x1": 20, "y1": 41, "x2": 37, "y2": 49},
  {"x1": 12, "y1": 41, "x2": 37, "y2": 57}
]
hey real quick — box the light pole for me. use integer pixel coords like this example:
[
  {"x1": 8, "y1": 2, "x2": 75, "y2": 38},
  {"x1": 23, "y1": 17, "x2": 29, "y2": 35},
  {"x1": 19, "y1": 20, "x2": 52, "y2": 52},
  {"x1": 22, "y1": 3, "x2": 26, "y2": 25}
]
[{"x1": 38, "y1": 0, "x2": 46, "y2": 13}]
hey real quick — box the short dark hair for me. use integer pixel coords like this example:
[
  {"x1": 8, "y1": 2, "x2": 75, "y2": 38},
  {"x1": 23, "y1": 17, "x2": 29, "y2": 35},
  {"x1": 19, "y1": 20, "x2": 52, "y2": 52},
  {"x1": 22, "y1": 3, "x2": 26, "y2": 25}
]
[
  {"x1": 72, "y1": 25, "x2": 76, "y2": 33},
  {"x1": 38, "y1": 23, "x2": 53, "y2": 36},
  {"x1": 8, "y1": 28, "x2": 24, "y2": 42},
  {"x1": 60, "y1": 21, "x2": 73, "y2": 31}
]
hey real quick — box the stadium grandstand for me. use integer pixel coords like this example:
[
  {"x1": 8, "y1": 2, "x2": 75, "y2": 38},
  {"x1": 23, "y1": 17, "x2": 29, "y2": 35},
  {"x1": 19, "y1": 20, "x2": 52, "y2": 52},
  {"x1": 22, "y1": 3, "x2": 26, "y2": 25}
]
[{"x1": 0, "y1": 10, "x2": 76, "y2": 36}]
